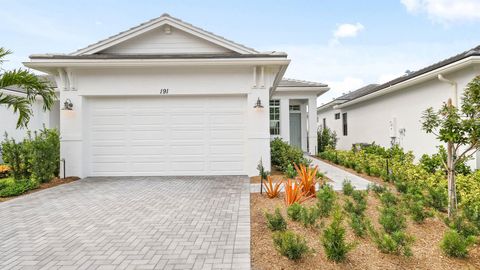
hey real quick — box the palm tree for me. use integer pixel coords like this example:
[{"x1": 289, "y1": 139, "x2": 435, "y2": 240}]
[{"x1": 0, "y1": 47, "x2": 56, "y2": 128}]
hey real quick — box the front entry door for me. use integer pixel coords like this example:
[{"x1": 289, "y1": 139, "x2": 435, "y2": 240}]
[{"x1": 289, "y1": 113, "x2": 302, "y2": 149}]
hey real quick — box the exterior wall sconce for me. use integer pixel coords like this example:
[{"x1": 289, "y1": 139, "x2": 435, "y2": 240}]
[
  {"x1": 253, "y1": 97, "x2": 264, "y2": 111},
  {"x1": 62, "y1": 99, "x2": 73, "y2": 110}
]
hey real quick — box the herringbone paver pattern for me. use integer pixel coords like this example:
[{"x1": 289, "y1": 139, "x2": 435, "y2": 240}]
[{"x1": 0, "y1": 176, "x2": 250, "y2": 270}]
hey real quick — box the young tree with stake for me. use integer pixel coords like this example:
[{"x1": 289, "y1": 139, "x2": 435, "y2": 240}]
[{"x1": 422, "y1": 76, "x2": 480, "y2": 218}]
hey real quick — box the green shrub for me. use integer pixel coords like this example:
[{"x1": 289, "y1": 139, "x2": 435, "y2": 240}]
[
  {"x1": 342, "y1": 179, "x2": 354, "y2": 196},
  {"x1": 300, "y1": 205, "x2": 320, "y2": 227},
  {"x1": 408, "y1": 199, "x2": 431, "y2": 223},
  {"x1": 273, "y1": 231, "x2": 310, "y2": 261},
  {"x1": 321, "y1": 209, "x2": 354, "y2": 262},
  {"x1": 270, "y1": 138, "x2": 310, "y2": 172},
  {"x1": 379, "y1": 206, "x2": 406, "y2": 234},
  {"x1": 2, "y1": 128, "x2": 60, "y2": 183},
  {"x1": 1, "y1": 137, "x2": 29, "y2": 180},
  {"x1": 265, "y1": 208, "x2": 287, "y2": 231},
  {"x1": 317, "y1": 184, "x2": 336, "y2": 217},
  {"x1": 446, "y1": 214, "x2": 479, "y2": 238},
  {"x1": 368, "y1": 183, "x2": 388, "y2": 195},
  {"x1": 350, "y1": 214, "x2": 369, "y2": 237},
  {"x1": 440, "y1": 229, "x2": 476, "y2": 258},
  {"x1": 257, "y1": 159, "x2": 269, "y2": 180},
  {"x1": 379, "y1": 191, "x2": 398, "y2": 207},
  {"x1": 318, "y1": 127, "x2": 337, "y2": 153},
  {"x1": 0, "y1": 178, "x2": 38, "y2": 197},
  {"x1": 287, "y1": 203, "x2": 302, "y2": 221},
  {"x1": 427, "y1": 185, "x2": 448, "y2": 211},
  {"x1": 370, "y1": 229, "x2": 414, "y2": 256},
  {"x1": 285, "y1": 163, "x2": 297, "y2": 179}
]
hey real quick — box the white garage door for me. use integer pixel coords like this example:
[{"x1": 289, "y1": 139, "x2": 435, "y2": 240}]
[{"x1": 85, "y1": 96, "x2": 247, "y2": 176}]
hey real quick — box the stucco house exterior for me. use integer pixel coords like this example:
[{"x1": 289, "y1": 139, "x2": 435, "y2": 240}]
[
  {"x1": 23, "y1": 14, "x2": 328, "y2": 178},
  {"x1": 317, "y1": 45, "x2": 480, "y2": 170}
]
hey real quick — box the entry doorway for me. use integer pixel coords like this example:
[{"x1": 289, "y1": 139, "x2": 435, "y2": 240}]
[{"x1": 289, "y1": 105, "x2": 302, "y2": 149}]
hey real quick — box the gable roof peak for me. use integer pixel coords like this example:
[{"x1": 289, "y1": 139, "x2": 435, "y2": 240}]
[{"x1": 71, "y1": 14, "x2": 259, "y2": 56}]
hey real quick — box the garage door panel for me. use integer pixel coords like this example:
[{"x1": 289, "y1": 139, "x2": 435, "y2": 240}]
[
  {"x1": 92, "y1": 163, "x2": 128, "y2": 173},
  {"x1": 91, "y1": 116, "x2": 126, "y2": 126},
  {"x1": 131, "y1": 130, "x2": 168, "y2": 140},
  {"x1": 87, "y1": 96, "x2": 246, "y2": 176},
  {"x1": 170, "y1": 144, "x2": 204, "y2": 155},
  {"x1": 131, "y1": 115, "x2": 167, "y2": 125},
  {"x1": 210, "y1": 161, "x2": 243, "y2": 171},
  {"x1": 170, "y1": 161, "x2": 205, "y2": 171},
  {"x1": 130, "y1": 147, "x2": 167, "y2": 156},
  {"x1": 171, "y1": 129, "x2": 204, "y2": 140},
  {"x1": 92, "y1": 146, "x2": 127, "y2": 155},
  {"x1": 91, "y1": 131, "x2": 126, "y2": 141},
  {"x1": 132, "y1": 163, "x2": 168, "y2": 173}
]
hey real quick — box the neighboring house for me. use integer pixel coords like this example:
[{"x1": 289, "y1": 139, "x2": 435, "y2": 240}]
[
  {"x1": 0, "y1": 77, "x2": 59, "y2": 160},
  {"x1": 318, "y1": 45, "x2": 480, "y2": 170},
  {"x1": 24, "y1": 14, "x2": 328, "y2": 177}
]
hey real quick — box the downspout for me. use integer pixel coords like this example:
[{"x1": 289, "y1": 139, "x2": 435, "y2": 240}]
[{"x1": 437, "y1": 74, "x2": 458, "y2": 106}]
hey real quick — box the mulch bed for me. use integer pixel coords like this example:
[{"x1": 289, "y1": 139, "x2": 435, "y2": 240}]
[
  {"x1": 251, "y1": 191, "x2": 480, "y2": 270},
  {"x1": 0, "y1": 176, "x2": 80, "y2": 202}
]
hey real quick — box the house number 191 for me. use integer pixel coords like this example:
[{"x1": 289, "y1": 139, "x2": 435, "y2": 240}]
[{"x1": 159, "y1": 88, "x2": 169, "y2": 94}]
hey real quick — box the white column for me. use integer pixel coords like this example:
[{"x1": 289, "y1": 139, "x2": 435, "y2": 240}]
[
  {"x1": 300, "y1": 103, "x2": 308, "y2": 152},
  {"x1": 246, "y1": 88, "x2": 271, "y2": 176},
  {"x1": 279, "y1": 98, "x2": 290, "y2": 143},
  {"x1": 308, "y1": 97, "x2": 318, "y2": 155}
]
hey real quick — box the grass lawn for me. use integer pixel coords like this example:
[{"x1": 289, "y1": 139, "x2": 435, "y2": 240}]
[{"x1": 250, "y1": 190, "x2": 480, "y2": 270}]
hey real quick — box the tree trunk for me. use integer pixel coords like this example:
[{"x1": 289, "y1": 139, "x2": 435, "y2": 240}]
[{"x1": 447, "y1": 142, "x2": 458, "y2": 218}]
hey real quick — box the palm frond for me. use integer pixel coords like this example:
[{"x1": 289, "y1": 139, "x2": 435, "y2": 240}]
[
  {"x1": 0, "y1": 69, "x2": 56, "y2": 110},
  {"x1": 0, "y1": 93, "x2": 32, "y2": 127},
  {"x1": 0, "y1": 47, "x2": 12, "y2": 64}
]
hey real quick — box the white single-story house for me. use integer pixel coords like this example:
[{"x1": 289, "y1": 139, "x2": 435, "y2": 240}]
[
  {"x1": 23, "y1": 14, "x2": 328, "y2": 177},
  {"x1": 317, "y1": 45, "x2": 480, "y2": 170},
  {"x1": 0, "y1": 77, "x2": 59, "y2": 147}
]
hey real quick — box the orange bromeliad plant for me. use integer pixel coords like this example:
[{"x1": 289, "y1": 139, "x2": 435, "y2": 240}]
[
  {"x1": 294, "y1": 163, "x2": 318, "y2": 198},
  {"x1": 263, "y1": 176, "x2": 282, "y2": 198},
  {"x1": 284, "y1": 179, "x2": 305, "y2": 206}
]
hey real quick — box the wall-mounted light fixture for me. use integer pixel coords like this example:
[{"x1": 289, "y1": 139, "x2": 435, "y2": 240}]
[
  {"x1": 62, "y1": 99, "x2": 73, "y2": 110},
  {"x1": 253, "y1": 97, "x2": 264, "y2": 111}
]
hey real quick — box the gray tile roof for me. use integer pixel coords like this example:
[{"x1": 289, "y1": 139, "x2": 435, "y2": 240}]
[
  {"x1": 279, "y1": 78, "x2": 328, "y2": 88},
  {"x1": 71, "y1": 13, "x2": 259, "y2": 56}
]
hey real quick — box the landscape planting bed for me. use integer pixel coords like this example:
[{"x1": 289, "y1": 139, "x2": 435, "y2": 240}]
[{"x1": 250, "y1": 191, "x2": 480, "y2": 270}]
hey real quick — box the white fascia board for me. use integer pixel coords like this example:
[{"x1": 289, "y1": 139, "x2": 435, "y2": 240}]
[
  {"x1": 23, "y1": 58, "x2": 290, "y2": 74},
  {"x1": 335, "y1": 56, "x2": 480, "y2": 109},
  {"x1": 23, "y1": 58, "x2": 290, "y2": 75},
  {"x1": 274, "y1": 86, "x2": 329, "y2": 97},
  {"x1": 72, "y1": 17, "x2": 257, "y2": 56}
]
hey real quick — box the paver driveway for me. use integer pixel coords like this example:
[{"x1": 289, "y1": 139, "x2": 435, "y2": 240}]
[{"x1": 0, "y1": 176, "x2": 250, "y2": 270}]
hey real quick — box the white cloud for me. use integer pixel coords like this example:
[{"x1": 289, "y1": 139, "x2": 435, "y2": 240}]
[
  {"x1": 333, "y1": 23, "x2": 365, "y2": 39},
  {"x1": 401, "y1": 0, "x2": 480, "y2": 23},
  {"x1": 330, "y1": 23, "x2": 365, "y2": 46}
]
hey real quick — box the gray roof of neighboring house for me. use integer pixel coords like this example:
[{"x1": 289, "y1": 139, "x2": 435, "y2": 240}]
[
  {"x1": 70, "y1": 13, "x2": 259, "y2": 56},
  {"x1": 317, "y1": 84, "x2": 378, "y2": 111},
  {"x1": 318, "y1": 44, "x2": 480, "y2": 111},
  {"x1": 29, "y1": 53, "x2": 287, "y2": 60},
  {"x1": 279, "y1": 78, "x2": 328, "y2": 88}
]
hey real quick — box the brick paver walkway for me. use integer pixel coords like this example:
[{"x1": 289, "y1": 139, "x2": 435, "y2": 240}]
[{"x1": 0, "y1": 176, "x2": 250, "y2": 270}]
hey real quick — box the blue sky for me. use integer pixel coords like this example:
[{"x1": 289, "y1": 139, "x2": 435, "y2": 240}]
[{"x1": 2, "y1": 0, "x2": 480, "y2": 104}]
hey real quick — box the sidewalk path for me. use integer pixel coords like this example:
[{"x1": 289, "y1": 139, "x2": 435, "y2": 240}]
[{"x1": 250, "y1": 155, "x2": 371, "y2": 193}]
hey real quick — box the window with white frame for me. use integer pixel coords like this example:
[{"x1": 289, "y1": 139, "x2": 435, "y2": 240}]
[{"x1": 270, "y1": 100, "x2": 280, "y2": 135}]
